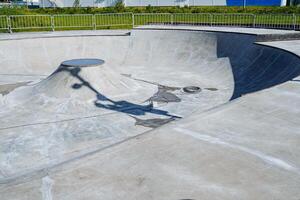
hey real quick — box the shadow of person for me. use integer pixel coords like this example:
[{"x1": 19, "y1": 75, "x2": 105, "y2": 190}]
[{"x1": 60, "y1": 65, "x2": 180, "y2": 118}]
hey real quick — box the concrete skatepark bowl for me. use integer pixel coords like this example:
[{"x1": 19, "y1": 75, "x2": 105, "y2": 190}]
[{"x1": 0, "y1": 27, "x2": 300, "y2": 199}]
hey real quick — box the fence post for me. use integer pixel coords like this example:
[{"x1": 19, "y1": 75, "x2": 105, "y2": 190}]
[
  {"x1": 210, "y1": 14, "x2": 213, "y2": 26},
  {"x1": 92, "y1": 14, "x2": 96, "y2": 30},
  {"x1": 132, "y1": 13, "x2": 135, "y2": 28},
  {"x1": 252, "y1": 14, "x2": 256, "y2": 28},
  {"x1": 293, "y1": 13, "x2": 296, "y2": 30},
  {"x1": 171, "y1": 13, "x2": 174, "y2": 25},
  {"x1": 7, "y1": 16, "x2": 12, "y2": 33},
  {"x1": 51, "y1": 15, "x2": 55, "y2": 32}
]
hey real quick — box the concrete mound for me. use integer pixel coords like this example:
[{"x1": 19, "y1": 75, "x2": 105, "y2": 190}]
[
  {"x1": 3, "y1": 58, "x2": 156, "y2": 110},
  {"x1": 36, "y1": 59, "x2": 107, "y2": 100}
]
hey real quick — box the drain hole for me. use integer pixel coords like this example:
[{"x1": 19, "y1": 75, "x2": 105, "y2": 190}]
[
  {"x1": 205, "y1": 87, "x2": 218, "y2": 91},
  {"x1": 183, "y1": 86, "x2": 201, "y2": 94}
]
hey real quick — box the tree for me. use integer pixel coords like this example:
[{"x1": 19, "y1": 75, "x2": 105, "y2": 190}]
[
  {"x1": 114, "y1": 0, "x2": 125, "y2": 12},
  {"x1": 73, "y1": 0, "x2": 80, "y2": 7},
  {"x1": 146, "y1": 4, "x2": 153, "y2": 12}
]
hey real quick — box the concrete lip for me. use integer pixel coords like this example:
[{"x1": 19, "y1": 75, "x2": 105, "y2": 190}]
[{"x1": 61, "y1": 58, "x2": 105, "y2": 68}]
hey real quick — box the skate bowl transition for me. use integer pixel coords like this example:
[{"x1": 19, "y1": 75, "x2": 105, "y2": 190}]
[{"x1": 0, "y1": 28, "x2": 300, "y2": 199}]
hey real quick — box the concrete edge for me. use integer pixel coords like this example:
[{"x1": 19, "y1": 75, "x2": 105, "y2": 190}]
[
  {"x1": 134, "y1": 26, "x2": 300, "y2": 42},
  {"x1": 0, "y1": 30, "x2": 131, "y2": 41}
]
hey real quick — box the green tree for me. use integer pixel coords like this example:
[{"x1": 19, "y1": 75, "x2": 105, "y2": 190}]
[
  {"x1": 146, "y1": 4, "x2": 153, "y2": 12},
  {"x1": 114, "y1": 0, "x2": 125, "y2": 12}
]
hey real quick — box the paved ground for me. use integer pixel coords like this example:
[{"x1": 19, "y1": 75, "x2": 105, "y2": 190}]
[{"x1": 0, "y1": 27, "x2": 299, "y2": 200}]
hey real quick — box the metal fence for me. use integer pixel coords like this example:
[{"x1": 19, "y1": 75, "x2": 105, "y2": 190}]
[
  {"x1": 173, "y1": 13, "x2": 212, "y2": 26},
  {"x1": 0, "y1": 15, "x2": 8, "y2": 31},
  {"x1": 212, "y1": 13, "x2": 255, "y2": 27},
  {"x1": 296, "y1": 15, "x2": 300, "y2": 30},
  {"x1": 1, "y1": 13, "x2": 300, "y2": 33},
  {"x1": 10, "y1": 15, "x2": 52, "y2": 31},
  {"x1": 253, "y1": 14, "x2": 295, "y2": 30},
  {"x1": 53, "y1": 14, "x2": 94, "y2": 30},
  {"x1": 95, "y1": 13, "x2": 133, "y2": 28},
  {"x1": 134, "y1": 13, "x2": 299, "y2": 30},
  {"x1": 134, "y1": 13, "x2": 174, "y2": 26}
]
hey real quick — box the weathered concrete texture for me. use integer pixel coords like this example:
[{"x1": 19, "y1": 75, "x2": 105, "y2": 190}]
[{"x1": 0, "y1": 27, "x2": 300, "y2": 200}]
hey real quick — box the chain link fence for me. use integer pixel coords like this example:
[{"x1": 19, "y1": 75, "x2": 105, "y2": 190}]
[{"x1": 1, "y1": 13, "x2": 300, "y2": 33}]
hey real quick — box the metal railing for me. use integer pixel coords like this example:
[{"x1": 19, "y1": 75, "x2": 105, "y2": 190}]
[
  {"x1": 295, "y1": 15, "x2": 300, "y2": 30},
  {"x1": 1, "y1": 13, "x2": 300, "y2": 33},
  {"x1": 53, "y1": 14, "x2": 93, "y2": 30},
  {"x1": 0, "y1": 15, "x2": 8, "y2": 31},
  {"x1": 10, "y1": 15, "x2": 52, "y2": 31},
  {"x1": 212, "y1": 13, "x2": 255, "y2": 27},
  {"x1": 134, "y1": 13, "x2": 173, "y2": 26},
  {"x1": 253, "y1": 14, "x2": 295, "y2": 30},
  {"x1": 173, "y1": 13, "x2": 212, "y2": 26},
  {"x1": 134, "y1": 13, "x2": 300, "y2": 30},
  {"x1": 95, "y1": 13, "x2": 133, "y2": 29}
]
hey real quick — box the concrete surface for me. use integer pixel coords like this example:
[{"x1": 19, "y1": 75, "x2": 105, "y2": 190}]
[
  {"x1": 0, "y1": 27, "x2": 299, "y2": 200},
  {"x1": 136, "y1": 25, "x2": 300, "y2": 35}
]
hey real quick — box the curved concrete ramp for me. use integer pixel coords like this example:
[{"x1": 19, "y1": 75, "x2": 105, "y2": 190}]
[
  {"x1": 0, "y1": 28, "x2": 300, "y2": 199},
  {"x1": 215, "y1": 33, "x2": 300, "y2": 99}
]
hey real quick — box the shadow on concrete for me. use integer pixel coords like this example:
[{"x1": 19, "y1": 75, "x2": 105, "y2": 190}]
[
  {"x1": 59, "y1": 66, "x2": 180, "y2": 118},
  {"x1": 292, "y1": 79, "x2": 300, "y2": 82},
  {"x1": 217, "y1": 33, "x2": 300, "y2": 100}
]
